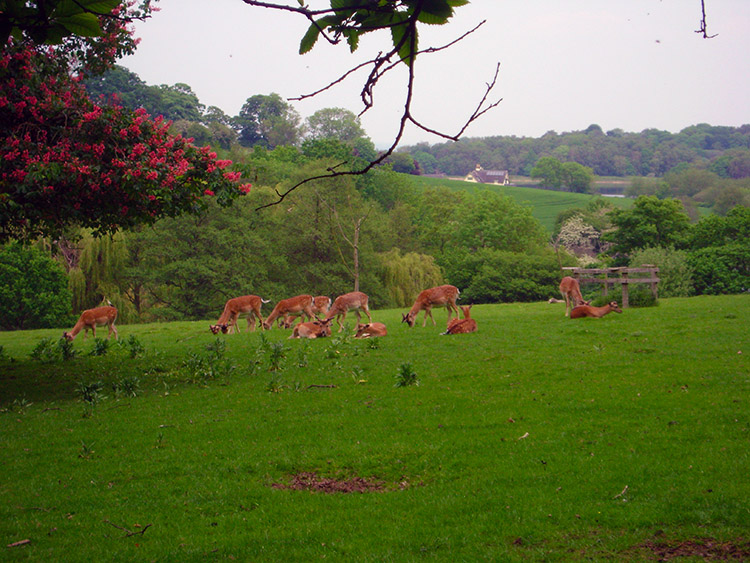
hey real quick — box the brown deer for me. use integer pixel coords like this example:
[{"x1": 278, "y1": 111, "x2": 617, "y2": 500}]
[
  {"x1": 443, "y1": 305, "x2": 477, "y2": 335},
  {"x1": 209, "y1": 295, "x2": 268, "y2": 334},
  {"x1": 289, "y1": 318, "x2": 333, "y2": 339},
  {"x1": 559, "y1": 276, "x2": 590, "y2": 317},
  {"x1": 262, "y1": 295, "x2": 316, "y2": 330},
  {"x1": 570, "y1": 301, "x2": 623, "y2": 319},
  {"x1": 402, "y1": 285, "x2": 460, "y2": 327},
  {"x1": 354, "y1": 322, "x2": 388, "y2": 339},
  {"x1": 63, "y1": 306, "x2": 118, "y2": 342},
  {"x1": 279, "y1": 295, "x2": 331, "y2": 328},
  {"x1": 325, "y1": 291, "x2": 372, "y2": 332}
]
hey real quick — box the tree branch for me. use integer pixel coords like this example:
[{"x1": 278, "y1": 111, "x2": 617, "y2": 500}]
[
  {"x1": 248, "y1": 2, "x2": 502, "y2": 210},
  {"x1": 695, "y1": 0, "x2": 718, "y2": 38}
]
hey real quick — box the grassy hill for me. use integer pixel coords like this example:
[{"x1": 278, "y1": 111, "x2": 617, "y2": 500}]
[
  {"x1": 1, "y1": 295, "x2": 748, "y2": 561},
  {"x1": 409, "y1": 175, "x2": 632, "y2": 233}
]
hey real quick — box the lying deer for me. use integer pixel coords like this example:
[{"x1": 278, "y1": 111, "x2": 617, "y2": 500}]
[
  {"x1": 402, "y1": 284, "x2": 460, "y2": 327},
  {"x1": 209, "y1": 295, "x2": 268, "y2": 334},
  {"x1": 559, "y1": 276, "x2": 590, "y2": 317},
  {"x1": 63, "y1": 306, "x2": 118, "y2": 342},
  {"x1": 570, "y1": 301, "x2": 623, "y2": 319},
  {"x1": 443, "y1": 305, "x2": 477, "y2": 335},
  {"x1": 354, "y1": 322, "x2": 387, "y2": 339},
  {"x1": 289, "y1": 318, "x2": 333, "y2": 339},
  {"x1": 325, "y1": 291, "x2": 372, "y2": 332}
]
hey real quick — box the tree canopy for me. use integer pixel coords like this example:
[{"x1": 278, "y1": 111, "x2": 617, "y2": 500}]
[{"x1": 1, "y1": 1, "x2": 251, "y2": 242}]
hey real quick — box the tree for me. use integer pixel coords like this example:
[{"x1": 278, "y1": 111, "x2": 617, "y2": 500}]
[
  {"x1": 604, "y1": 196, "x2": 692, "y2": 255},
  {"x1": 305, "y1": 107, "x2": 366, "y2": 143},
  {"x1": 1, "y1": 2, "x2": 251, "y2": 243},
  {"x1": 236, "y1": 93, "x2": 302, "y2": 148},
  {"x1": 561, "y1": 162, "x2": 594, "y2": 193},
  {"x1": 0, "y1": 243, "x2": 73, "y2": 330},
  {"x1": 530, "y1": 157, "x2": 564, "y2": 189}
]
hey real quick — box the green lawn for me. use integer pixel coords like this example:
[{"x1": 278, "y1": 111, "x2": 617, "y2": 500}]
[
  {"x1": 1, "y1": 295, "x2": 748, "y2": 561},
  {"x1": 409, "y1": 175, "x2": 631, "y2": 233}
]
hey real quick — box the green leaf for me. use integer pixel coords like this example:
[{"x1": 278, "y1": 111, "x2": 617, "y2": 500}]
[
  {"x1": 299, "y1": 21, "x2": 322, "y2": 54},
  {"x1": 416, "y1": 0, "x2": 453, "y2": 24},
  {"x1": 56, "y1": 13, "x2": 103, "y2": 37}
]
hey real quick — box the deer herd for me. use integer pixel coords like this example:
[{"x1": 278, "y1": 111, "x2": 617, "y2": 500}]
[{"x1": 63, "y1": 277, "x2": 623, "y2": 343}]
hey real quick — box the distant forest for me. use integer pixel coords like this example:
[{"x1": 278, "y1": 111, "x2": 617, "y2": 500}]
[{"x1": 400, "y1": 123, "x2": 750, "y2": 179}]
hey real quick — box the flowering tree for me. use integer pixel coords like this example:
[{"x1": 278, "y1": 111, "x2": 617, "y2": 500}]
[{"x1": 0, "y1": 1, "x2": 251, "y2": 242}]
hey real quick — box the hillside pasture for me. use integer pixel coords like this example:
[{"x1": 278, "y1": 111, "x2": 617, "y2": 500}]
[
  {"x1": 0, "y1": 295, "x2": 748, "y2": 561},
  {"x1": 409, "y1": 175, "x2": 631, "y2": 233}
]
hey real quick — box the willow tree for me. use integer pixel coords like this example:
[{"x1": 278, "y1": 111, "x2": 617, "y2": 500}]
[{"x1": 378, "y1": 248, "x2": 444, "y2": 308}]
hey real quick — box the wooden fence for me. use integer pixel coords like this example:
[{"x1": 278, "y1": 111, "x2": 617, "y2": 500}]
[{"x1": 562, "y1": 265, "x2": 660, "y2": 308}]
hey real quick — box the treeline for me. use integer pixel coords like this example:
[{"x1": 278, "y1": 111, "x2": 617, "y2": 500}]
[
  {"x1": 403, "y1": 123, "x2": 750, "y2": 179},
  {"x1": 1, "y1": 70, "x2": 747, "y2": 331}
]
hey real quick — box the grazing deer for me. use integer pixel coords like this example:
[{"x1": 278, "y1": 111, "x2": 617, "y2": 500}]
[
  {"x1": 209, "y1": 295, "x2": 268, "y2": 334},
  {"x1": 279, "y1": 295, "x2": 331, "y2": 328},
  {"x1": 354, "y1": 322, "x2": 387, "y2": 339},
  {"x1": 402, "y1": 285, "x2": 460, "y2": 327},
  {"x1": 263, "y1": 295, "x2": 316, "y2": 330},
  {"x1": 63, "y1": 306, "x2": 118, "y2": 342},
  {"x1": 289, "y1": 318, "x2": 333, "y2": 339},
  {"x1": 570, "y1": 301, "x2": 623, "y2": 319},
  {"x1": 443, "y1": 305, "x2": 477, "y2": 335},
  {"x1": 559, "y1": 276, "x2": 589, "y2": 317},
  {"x1": 325, "y1": 291, "x2": 372, "y2": 332}
]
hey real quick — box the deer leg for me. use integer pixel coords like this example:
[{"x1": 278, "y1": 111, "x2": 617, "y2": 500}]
[
  {"x1": 337, "y1": 311, "x2": 347, "y2": 332},
  {"x1": 363, "y1": 304, "x2": 372, "y2": 323}
]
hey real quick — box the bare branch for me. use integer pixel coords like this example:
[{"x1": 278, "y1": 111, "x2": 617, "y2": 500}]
[
  {"x1": 695, "y1": 0, "x2": 718, "y2": 38},
  {"x1": 247, "y1": 2, "x2": 503, "y2": 210}
]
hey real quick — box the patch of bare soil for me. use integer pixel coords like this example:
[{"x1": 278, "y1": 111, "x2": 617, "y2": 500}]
[
  {"x1": 638, "y1": 537, "x2": 750, "y2": 561},
  {"x1": 271, "y1": 472, "x2": 386, "y2": 494}
]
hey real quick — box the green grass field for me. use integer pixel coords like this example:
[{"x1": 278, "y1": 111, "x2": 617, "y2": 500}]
[
  {"x1": 1, "y1": 295, "x2": 749, "y2": 561},
  {"x1": 409, "y1": 176, "x2": 631, "y2": 233}
]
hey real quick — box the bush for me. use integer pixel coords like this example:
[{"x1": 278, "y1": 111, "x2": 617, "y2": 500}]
[
  {"x1": 629, "y1": 246, "x2": 693, "y2": 297},
  {"x1": 442, "y1": 248, "x2": 562, "y2": 304},
  {"x1": 0, "y1": 243, "x2": 73, "y2": 330},
  {"x1": 688, "y1": 243, "x2": 750, "y2": 295}
]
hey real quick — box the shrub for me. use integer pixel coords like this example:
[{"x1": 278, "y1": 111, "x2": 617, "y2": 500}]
[
  {"x1": 0, "y1": 243, "x2": 73, "y2": 330},
  {"x1": 688, "y1": 243, "x2": 750, "y2": 295},
  {"x1": 629, "y1": 246, "x2": 693, "y2": 297},
  {"x1": 443, "y1": 248, "x2": 562, "y2": 304}
]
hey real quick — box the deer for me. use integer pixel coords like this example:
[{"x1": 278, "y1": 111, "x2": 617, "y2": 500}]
[
  {"x1": 289, "y1": 318, "x2": 333, "y2": 339},
  {"x1": 570, "y1": 301, "x2": 623, "y2": 319},
  {"x1": 559, "y1": 276, "x2": 590, "y2": 317},
  {"x1": 209, "y1": 295, "x2": 268, "y2": 334},
  {"x1": 279, "y1": 295, "x2": 331, "y2": 328},
  {"x1": 262, "y1": 295, "x2": 316, "y2": 330},
  {"x1": 354, "y1": 322, "x2": 387, "y2": 339},
  {"x1": 443, "y1": 305, "x2": 477, "y2": 335},
  {"x1": 325, "y1": 291, "x2": 372, "y2": 333},
  {"x1": 402, "y1": 284, "x2": 460, "y2": 328},
  {"x1": 63, "y1": 306, "x2": 118, "y2": 342}
]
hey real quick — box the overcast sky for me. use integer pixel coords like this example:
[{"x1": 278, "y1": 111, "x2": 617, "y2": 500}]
[{"x1": 121, "y1": 1, "x2": 750, "y2": 147}]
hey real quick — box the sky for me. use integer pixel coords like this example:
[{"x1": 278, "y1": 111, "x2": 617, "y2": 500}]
[{"x1": 120, "y1": 1, "x2": 750, "y2": 148}]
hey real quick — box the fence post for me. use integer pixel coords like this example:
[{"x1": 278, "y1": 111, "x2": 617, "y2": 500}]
[{"x1": 621, "y1": 269, "x2": 629, "y2": 308}]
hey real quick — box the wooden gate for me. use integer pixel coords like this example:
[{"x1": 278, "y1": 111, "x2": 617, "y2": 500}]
[{"x1": 562, "y1": 265, "x2": 660, "y2": 308}]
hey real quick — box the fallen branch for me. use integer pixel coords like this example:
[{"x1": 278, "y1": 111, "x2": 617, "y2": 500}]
[
  {"x1": 103, "y1": 519, "x2": 152, "y2": 537},
  {"x1": 613, "y1": 485, "x2": 629, "y2": 499},
  {"x1": 306, "y1": 384, "x2": 338, "y2": 390},
  {"x1": 7, "y1": 539, "x2": 31, "y2": 548}
]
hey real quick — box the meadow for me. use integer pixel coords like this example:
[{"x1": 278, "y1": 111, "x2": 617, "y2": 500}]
[
  {"x1": 1, "y1": 295, "x2": 748, "y2": 561},
  {"x1": 409, "y1": 176, "x2": 632, "y2": 233}
]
